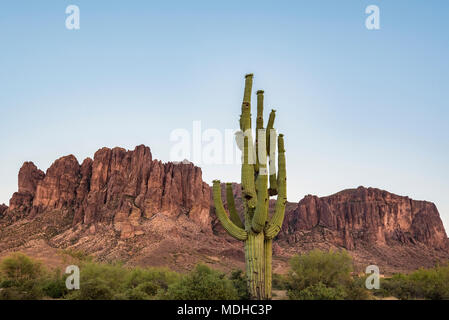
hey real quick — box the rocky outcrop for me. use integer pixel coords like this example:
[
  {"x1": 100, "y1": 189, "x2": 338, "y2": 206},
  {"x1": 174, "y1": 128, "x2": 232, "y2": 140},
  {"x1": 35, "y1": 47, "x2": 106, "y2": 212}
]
[
  {"x1": 32, "y1": 155, "x2": 81, "y2": 213},
  {"x1": 280, "y1": 187, "x2": 448, "y2": 250},
  {"x1": 4, "y1": 145, "x2": 211, "y2": 239},
  {"x1": 0, "y1": 204, "x2": 7, "y2": 217},
  {"x1": 8, "y1": 162, "x2": 45, "y2": 212}
]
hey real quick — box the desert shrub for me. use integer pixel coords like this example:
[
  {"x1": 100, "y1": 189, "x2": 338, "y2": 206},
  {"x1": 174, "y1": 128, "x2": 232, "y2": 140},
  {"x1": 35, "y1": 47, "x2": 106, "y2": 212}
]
[
  {"x1": 380, "y1": 264, "x2": 449, "y2": 300},
  {"x1": 344, "y1": 275, "x2": 373, "y2": 300},
  {"x1": 272, "y1": 273, "x2": 288, "y2": 290},
  {"x1": 63, "y1": 261, "x2": 184, "y2": 300},
  {"x1": 124, "y1": 267, "x2": 179, "y2": 291},
  {"x1": 0, "y1": 284, "x2": 44, "y2": 300},
  {"x1": 0, "y1": 252, "x2": 43, "y2": 284},
  {"x1": 229, "y1": 269, "x2": 249, "y2": 300},
  {"x1": 0, "y1": 252, "x2": 45, "y2": 300},
  {"x1": 65, "y1": 262, "x2": 127, "y2": 300},
  {"x1": 41, "y1": 269, "x2": 68, "y2": 299},
  {"x1": 160, "y1": 264, "x2": 239, "y2": 300},
  {"x1": 289, "y1": 282, "x2": 346, "y2": 300},
  {"x1": 68, "y1": 278, "x2": 114, "y2": 300},
  {"x1": 122, "y1": 267, "x2": 180, "y2": 300},
  {"x1": 125, "y1": 282, "x2": 158, "y2": 300},
  {"x1": 286, "y1": 249, "x2": 370, "y2": 300}
]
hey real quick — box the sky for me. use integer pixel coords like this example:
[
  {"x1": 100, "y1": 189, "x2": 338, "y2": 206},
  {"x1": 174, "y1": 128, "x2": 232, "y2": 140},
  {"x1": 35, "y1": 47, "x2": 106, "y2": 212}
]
[{"x1": 1, "y1": 1, "x2": 448, "y2": 229}]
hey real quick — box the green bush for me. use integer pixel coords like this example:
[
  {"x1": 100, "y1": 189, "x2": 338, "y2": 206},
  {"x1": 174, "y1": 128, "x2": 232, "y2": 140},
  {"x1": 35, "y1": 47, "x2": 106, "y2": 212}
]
[
  {"x1": 68, "y1": 279, "x2": 114, "y2": 300},
  {"x1": 286, "y1": 249, "x2": 370, "y2": 300},
  {"x1": 65, "y1": 262, "x2": 127, "y2": 300},
  {"x1": 272, "y1": 273, "x2": 288, "y2": 290},
  {"x1": 289, "y1": 282, "x2": 347, "y2": 300},
  {"x1": 380, "y1": 264, "x2": 449, "y2": 300},
  {"x1": 41, "y1": 269, "x2": 68, "y2": 299},
  {"x1": 124, "y1": 267, "x2": 179, "y2": 292},
  {"x1": 0, "y1": 252, "x2": 45, "y2": 300},
  {"x1": 0, "y1": 252, "x2": 43, "y2": 283},
  {"x1": 160, "y1": 264, "x2": 239, "y2": 300},
  {"x1": 63, "y1": 261, "x2": 182, "y2": 300},
  {"x1": 229, "y1": 269, "x2": 249, "y2": 300}
]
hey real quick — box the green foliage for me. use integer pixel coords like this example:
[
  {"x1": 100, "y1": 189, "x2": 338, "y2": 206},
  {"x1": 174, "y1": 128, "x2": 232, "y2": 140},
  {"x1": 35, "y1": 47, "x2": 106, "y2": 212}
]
[
  {"x1": 229, "y1": 269, "x2": 249, "y2": 300},
  {"x1": 272, "y1": 273, "x2": 288, "y2": 290},
  {"x1": 286, "y1": 249, "x2": 371, "y2": 300},
  {"x1": 160, "y1": 264, "x2": 239, "y2": 300},
  {"x1": 125, "y1": 282, "x2": 157, "y2": 300},
  {"x1": 41, "y1": 269, "x2": 68, "y2": 299},
  {"x1": 289, "y1": 282, "x2": 347, "y2": 300},
  {"x1": 68, "y1": 279, "x2": 114, "y2": 300},
  {"x1": 0, "y1": 252, "x2": 45, "y2": 300},
  {"x1": 0, "y1": 252, "x2": 43, "y2": 283},
  {"x1": 380, "y1": 263, "x2": 449, "y2": 300},
  {"x1": 64, "y1": 261, "x2": 182, "y2": 300},
  {"x1": 122, "y1": 267, "x2": 180, "y2": 300},
  {"x1": 124, "y1": 267, "x2": 179, "y2": 291},
  {"x1": 65, "y1": 262, "x2": 127, "y2": 300}
]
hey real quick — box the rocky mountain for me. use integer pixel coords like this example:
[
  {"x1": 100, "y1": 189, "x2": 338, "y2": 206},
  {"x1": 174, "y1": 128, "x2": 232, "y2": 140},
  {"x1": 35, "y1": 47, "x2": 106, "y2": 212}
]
[
  {"x1": 277, "y1": 188, "x2": 449, "y2": 273},
  {"x1": 1, "y1": 145, "x2": 448, "y2": 274},
  {"x1": 281, "y1": 188, "x2": 448, "y2": 249},
  {"x1": 4, "y1": 145, "x2": 210, "y2": 235}
]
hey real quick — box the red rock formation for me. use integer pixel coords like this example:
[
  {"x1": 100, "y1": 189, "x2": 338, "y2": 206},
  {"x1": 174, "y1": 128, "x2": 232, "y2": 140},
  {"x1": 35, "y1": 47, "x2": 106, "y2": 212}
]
[
  {"x1": 0, "y1": 204, "x2": 7, "y2": 216},
  {"x1": 73, "y1": 158, "x2": 93, "y2": 225},
  {"x1": 18, "y1": 162, "x2": 45, "y2": 194},
  {"x1": 281, "y1": 186, "x2": 448, "y2": 250},
  {"x1": 8, "y1": 162, "x2": 45, "y2": 211},
  {"x1": 32, "y1": 155, "x2": 81, "y2": 213},
  {"x1": 4, "y1": 145, "x2": 211, "y2": 239}
]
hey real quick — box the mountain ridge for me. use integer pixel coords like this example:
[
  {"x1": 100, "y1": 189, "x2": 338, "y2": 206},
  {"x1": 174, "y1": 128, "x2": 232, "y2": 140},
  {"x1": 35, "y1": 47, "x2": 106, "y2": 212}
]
[{"x1": 1, "y1": 145, "x2": 448, "y2": 274}]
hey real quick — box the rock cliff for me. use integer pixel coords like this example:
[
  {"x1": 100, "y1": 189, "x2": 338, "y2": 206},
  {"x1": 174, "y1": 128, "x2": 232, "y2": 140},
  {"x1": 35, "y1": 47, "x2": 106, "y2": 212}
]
[
  {"x1": 280, "y1": 187, "x2": 448, "y2": 250},
  {"x1": 4, "y1": 145, "x2": 211, "y2": 239},
  {"x1": 1, "y1": 145, "x2": 448, "y2": 273}
]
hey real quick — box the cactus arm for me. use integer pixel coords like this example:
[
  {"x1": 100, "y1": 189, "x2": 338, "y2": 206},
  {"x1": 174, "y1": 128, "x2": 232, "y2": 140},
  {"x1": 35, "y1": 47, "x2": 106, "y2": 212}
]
[
  {"x1": 226, "y1": 183, "x2": 244, "y2": 229},
  {"x1": 264, "y1": 134, "x2": 286, "y2": 239},
  {"x1": 266, "y1": 110, "x2": 276, "y2": 154},
  {"x1": 240, "y1": 74, "x2": 257, "y2": 207},
  {"x1": 213, "y1": 180, "x2": 248, "y2": 241},
  {"x1": 266, "y1": 110, "x2": 278, "y2": 196},
  {"x1": 255, "y1": 90, "x2": 264, "y2": 173},
  {"x1": 243, "y1": 73, "x2": 253, "y2": 104}
]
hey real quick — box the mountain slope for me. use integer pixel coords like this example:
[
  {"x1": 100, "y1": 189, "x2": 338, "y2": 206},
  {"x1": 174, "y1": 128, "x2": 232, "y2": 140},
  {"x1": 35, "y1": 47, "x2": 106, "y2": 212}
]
[{"x1": 1, "y1": 145, "x2": 448, "y2": 274}]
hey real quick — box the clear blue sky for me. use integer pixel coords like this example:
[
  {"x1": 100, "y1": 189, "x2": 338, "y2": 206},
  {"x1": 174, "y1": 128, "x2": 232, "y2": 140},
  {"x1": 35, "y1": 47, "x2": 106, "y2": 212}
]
[{"x1": 1, "y1": 1, "x2": 448, "y2": 229}]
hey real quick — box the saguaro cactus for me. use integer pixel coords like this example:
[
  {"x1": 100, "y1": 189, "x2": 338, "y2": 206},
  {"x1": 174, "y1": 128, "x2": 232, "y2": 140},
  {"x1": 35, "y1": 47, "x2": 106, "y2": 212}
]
[{"x1": 213, "y1": 74, "x2": 286, "y2": 300}]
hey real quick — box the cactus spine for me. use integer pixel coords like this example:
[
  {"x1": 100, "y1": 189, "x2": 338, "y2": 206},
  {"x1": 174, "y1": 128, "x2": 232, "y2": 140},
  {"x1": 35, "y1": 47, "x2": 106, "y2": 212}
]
[{"x1": 213, "y1": 74, "x2": 286, "y2": 300}]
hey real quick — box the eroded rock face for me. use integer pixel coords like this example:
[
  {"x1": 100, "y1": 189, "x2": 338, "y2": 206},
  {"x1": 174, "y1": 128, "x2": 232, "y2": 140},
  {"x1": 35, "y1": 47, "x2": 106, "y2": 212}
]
[
  {"x1": 280, "y1": 187, "x2": 448, "y2": 250},
  {"x1": 4, "y1": 145, "x2": 211, "y2": 238},
  {"x1": 0, "y1": 204, "x2": 7, "y2": 216},
  {"x1": 32, "y1": 155, "x2": 81, "y2": 213},
  {"x1": 18, "y1": 162, "x2": 45, "y2": 195},
  {"x1": 8, "y1": 162, "x2": 45, "y2": 211}
]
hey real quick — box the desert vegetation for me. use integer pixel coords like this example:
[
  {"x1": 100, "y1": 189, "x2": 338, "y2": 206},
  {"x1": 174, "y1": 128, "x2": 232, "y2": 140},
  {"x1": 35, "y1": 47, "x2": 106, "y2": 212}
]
[
  {"x1": 376, "y1": 264, "x2": 449, "y2": 300},
  {"x1": 0, "y1": 250, "x2": 448, "y2": 300},
  {"x1": 213, "y1": 73, "x2": 287, "y2": 299}
]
